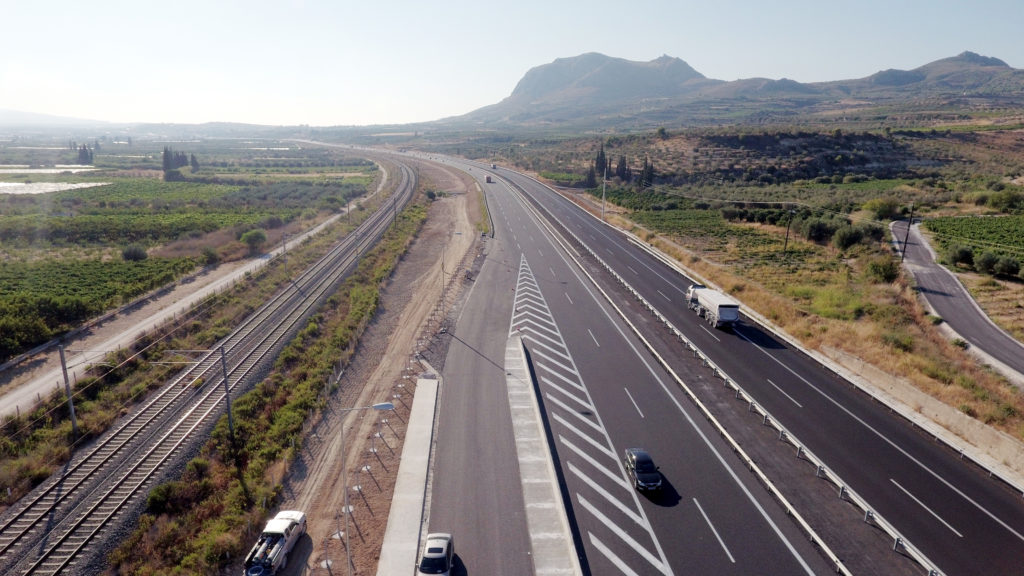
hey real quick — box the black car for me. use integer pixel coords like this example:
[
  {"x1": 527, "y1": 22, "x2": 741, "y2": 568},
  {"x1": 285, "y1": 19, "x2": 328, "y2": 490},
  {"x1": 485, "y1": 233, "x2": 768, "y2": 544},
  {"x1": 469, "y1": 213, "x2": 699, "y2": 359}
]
[{"x1": 624, "y1": 448, "x2": 662, "y2": 491}]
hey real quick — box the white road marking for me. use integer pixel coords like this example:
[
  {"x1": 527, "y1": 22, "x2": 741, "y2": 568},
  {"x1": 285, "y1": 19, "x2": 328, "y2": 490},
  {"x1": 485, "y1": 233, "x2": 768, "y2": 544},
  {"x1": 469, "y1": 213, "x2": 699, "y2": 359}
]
[
  {"x1": 568, "y1": 462, "x2": 644, "y2": 526},
  {"x1": 657, "y1": 289, "x2": 671, "y2": 301},
  {"x1": 565, "y1": 292, "x2": 573, "y2": 305},
  {"x1": 553, "y1": 413, "x2": 616, "y2": 459},
  {"x1": 625, "y1": 388, "x2": 644, "y2": 418},
  {"x1": 578, "y1": 496, "x2": 671, "y2": 575},
  {"x1": 891, "y1": 479, "x2": 963, "y2": 538},
  {"x1": 590, "y1": 534, "x2": 642, "y2": 576},
  {"x1": 767, "y1": 379, "x2": 803, "y2": 408},
  {"x1": 694, "y1": 498, "x2": 736, "y2": 563},
  {"x1": 627, "y1": 265, "x2": 638, "y2": 275},
  {"x1": 588, "y1": 328, "x2": 600, "y2": 347},
  {"x1": 699, "y1": 325, "x2": 721, "y2": 341},
  {"x1": 560, "y1": 436, "x2": 631, "y2": 490},
  {"x1": 542, "y1": 384, "x2": 595, "y2": 415}
]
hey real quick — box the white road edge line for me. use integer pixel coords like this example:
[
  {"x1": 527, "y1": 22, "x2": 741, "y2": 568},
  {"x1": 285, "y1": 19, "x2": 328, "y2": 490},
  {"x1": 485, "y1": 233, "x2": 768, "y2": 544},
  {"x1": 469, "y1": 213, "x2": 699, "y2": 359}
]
[
  {"x1": 891, "y1": 478, "x2": 963, "y2": 538},
  {"x1": 693, "y1": 498, "x2": 736, "y2": 563}
]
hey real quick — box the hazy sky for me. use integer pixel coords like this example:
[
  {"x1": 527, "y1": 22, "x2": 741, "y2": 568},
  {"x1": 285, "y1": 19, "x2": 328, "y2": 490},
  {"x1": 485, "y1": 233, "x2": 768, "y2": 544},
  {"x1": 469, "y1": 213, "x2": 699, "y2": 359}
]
[{"x1": 2, "y1": 0, "x2": 1021, "y2": 126}]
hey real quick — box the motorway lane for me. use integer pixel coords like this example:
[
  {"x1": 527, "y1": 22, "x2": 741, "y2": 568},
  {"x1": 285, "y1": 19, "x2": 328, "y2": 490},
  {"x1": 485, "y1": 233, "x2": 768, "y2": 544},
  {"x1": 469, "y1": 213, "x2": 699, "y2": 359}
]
[
  {"x1": 501, "y1": 169, "x2": 1024, "y2": 575},
  {"x1": 892, "y1": 219, "x2": 1024, "y2": 379},
  {"x1": 488, "y1": 175, "x2": 831, "y2": 575},
  {"x1": 427, "y1": 205, "x2": 534, "y2": 574}
]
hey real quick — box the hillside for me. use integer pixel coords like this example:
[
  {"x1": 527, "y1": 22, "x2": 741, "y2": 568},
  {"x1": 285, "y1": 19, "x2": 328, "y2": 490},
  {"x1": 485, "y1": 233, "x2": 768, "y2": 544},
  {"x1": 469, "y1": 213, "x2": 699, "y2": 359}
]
[{"x1": 448, "y1": 51, "x2": 1024, "y2": 131}]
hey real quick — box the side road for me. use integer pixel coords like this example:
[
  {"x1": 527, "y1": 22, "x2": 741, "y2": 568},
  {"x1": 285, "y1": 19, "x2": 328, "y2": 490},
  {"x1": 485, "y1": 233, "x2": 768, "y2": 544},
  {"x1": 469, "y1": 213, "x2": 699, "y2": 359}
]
[{"x1": 891, "y1": 220, "x2": 1024, "y2": 386}]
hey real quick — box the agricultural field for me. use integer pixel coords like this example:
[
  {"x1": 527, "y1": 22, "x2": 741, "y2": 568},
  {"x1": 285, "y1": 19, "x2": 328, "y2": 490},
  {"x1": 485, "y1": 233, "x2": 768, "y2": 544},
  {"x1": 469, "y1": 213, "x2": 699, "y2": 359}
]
[{"x1": 0, "y1": 137, "x2": 377, "y2": 361}]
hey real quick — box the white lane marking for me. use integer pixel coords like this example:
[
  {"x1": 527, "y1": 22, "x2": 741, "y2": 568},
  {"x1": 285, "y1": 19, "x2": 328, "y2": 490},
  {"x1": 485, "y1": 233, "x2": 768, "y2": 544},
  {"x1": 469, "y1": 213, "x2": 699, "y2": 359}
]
[
  {"x1": 550, "y1": 266, "x2": 557, "y2": 278},
  {"x1": 737, "y1": 329, "x2": 1024, "y2": 544},
  {"x1": 657, "y1": 289, "x2": 671, "y2": 301},
  {"x1": 565, "y1": 292, "x2": 574, "y2": 305},
  {"x1": 540, "y1": 367, "x2": 587, "y2": 393},
  {"x1": 627, "y1": 265, "x2": 638, "y2": 275},
  {"x1": 699, "y1": 325, "x2": 721, "y2": 341},
  {"x1": 694, "y1": 498, "x2": 736, "y2": 563},
  {"x1": 531, "y1": 348, "x2": 577, "y2": 376},
  {"x1": 891, "y1": 479, "x2": 963, "y2": 538},
  {"x1": 589, "y1": 328, "x2": 600, "y2": 347},
  {"x1": 625, "y1": 388, "x2": 644, "y2": 418},
  {"x1": 767, "y1": 379, "x2": 803, "y2": 408},
  {"x1": 553, "y1": 413, "x2": 616, "y2": 459},
  {"x1": 568, "y1": 462, "x2": 644, "y2": 526},
  {"x1": 560, "y1": 436, "x2": 631, "y2": 490},
  {"x1": 578, "y1": 495, "x2": 671, "y2": 575},
  {"x1": 538, "y1": 247, "x2": 543, "y2": 257},
  {"x1": 543, "y1": 386, "x2": 596, "y2": 417},
  {"x1": 590, "y1": 534, "x2": 642, "y2": 576}
]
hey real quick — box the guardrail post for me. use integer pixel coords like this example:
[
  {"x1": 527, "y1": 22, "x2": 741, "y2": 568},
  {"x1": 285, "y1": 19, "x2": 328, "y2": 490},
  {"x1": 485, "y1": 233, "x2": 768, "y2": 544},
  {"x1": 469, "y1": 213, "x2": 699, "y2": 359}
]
[
  {"x1": 864, "y1": 510, "x2": 874, "y2": 524},
  {"x1": 764, "y1": 414, "x2": 771, "y2": 426},
  {"x1": 796, "y1": 446, "x2": 804, "y2": 459},
  {"x1": 748, "y1": 401, "x2": 756, "y2": 412},
  {"x1": 816, "y1": 465, "x2": 825, "y2": 478},
  {"x1": 893, "y1": 537, "x2": 903, "y2": 552},
  {"x1": 839, "y1": 486, "x2": 848, "y2": 500},
  {"x1": 735, "y1": 388, "x2": 742, "y2": 399}
]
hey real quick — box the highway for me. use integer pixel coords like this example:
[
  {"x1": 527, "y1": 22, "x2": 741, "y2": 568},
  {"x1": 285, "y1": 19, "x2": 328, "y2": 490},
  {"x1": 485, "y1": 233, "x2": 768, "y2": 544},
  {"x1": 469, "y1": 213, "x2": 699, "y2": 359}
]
[
  {"x1": 489, "y1": 165, "x2": 1024, "y2": 575},
  {"x1": 427, "y1": 160, "x2": 833, "y2": 575}
]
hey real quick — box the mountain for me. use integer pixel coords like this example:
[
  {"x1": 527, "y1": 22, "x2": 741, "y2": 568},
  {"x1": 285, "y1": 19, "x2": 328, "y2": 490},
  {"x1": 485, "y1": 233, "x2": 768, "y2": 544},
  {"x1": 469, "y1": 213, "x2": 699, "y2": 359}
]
[
  {"x1": 451, "y1": 51, "x2": 1024, "y2": 130},
  {"x1": 0, "y1": 109, "x2": 106, "y2": 127}
]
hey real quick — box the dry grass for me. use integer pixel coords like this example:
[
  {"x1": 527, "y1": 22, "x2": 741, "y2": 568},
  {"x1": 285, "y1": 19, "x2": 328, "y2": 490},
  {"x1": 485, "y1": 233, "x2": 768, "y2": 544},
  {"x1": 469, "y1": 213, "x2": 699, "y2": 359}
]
[
  {"x1": 961, "y1": 273, "x2": 1024, "y2": 342},
  {"x1": 635, "y1": 215, "x2": 1024, "y2": 440}
]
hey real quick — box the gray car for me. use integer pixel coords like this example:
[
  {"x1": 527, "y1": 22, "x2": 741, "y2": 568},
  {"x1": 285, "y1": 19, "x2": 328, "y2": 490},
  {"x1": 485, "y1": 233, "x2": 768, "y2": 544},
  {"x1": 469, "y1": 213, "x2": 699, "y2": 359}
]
[{"x1": 624, "y1": 448, "x2": 662, "y2": 491}]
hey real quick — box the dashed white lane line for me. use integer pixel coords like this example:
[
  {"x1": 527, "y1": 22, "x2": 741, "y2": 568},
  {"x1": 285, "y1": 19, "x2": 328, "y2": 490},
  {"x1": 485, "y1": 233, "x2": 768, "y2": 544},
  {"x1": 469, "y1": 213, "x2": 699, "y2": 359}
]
[
  {"x1": 767, "y1": 378, "x2": 803, "y2": 408},
  {"x1": 891, "y1": 479, "x2": 963, "y2": 538},
  {"x1": 588, "y1": 328, "x2": 600, "y2": 347},
  {"x1": 737, "y1": 329, "x2": 1024, "y2": 544},
  {"x1": 694, "y1": 498, "x2": 736, "y2": 563},
  {"x1": 624, "y1": 388, "x2": 644, "y2": 418}
]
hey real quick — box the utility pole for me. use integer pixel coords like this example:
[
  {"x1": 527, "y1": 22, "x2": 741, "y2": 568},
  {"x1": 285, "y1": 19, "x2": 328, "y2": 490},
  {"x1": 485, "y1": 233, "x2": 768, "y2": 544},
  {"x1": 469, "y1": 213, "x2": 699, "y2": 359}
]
[
  {"x1": 601, "y1": 163, "x2": 608, "y2": 221},
  {"x1": 58, "y1": 345, "x2": 78, "y2": 437},
  {"x1": 901, "y1": 202, "x2": 915, "y2": 262},
  {"x1": 783, "y1": 209, "x2": 796, "y2": 253}
]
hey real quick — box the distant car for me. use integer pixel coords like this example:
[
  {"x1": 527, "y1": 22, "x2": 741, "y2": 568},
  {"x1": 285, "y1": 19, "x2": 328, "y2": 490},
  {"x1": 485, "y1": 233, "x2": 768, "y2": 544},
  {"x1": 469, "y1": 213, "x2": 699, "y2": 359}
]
[
  {"x1": 624, "y1": 448, "x2": 662, "y2": 491},
  {"x1": 418, "y1": 532, "x2": 454, "y2": 575}
]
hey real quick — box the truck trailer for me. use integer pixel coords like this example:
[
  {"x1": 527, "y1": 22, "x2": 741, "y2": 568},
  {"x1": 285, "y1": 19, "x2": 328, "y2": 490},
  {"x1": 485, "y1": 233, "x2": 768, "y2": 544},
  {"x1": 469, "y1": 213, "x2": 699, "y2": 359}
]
[
  {"x1": 686, "y1": 284, "x2": 740, "y2": 329},
  {"x1": 243, "y1": 510, "x2": 306, "y2": 576}
]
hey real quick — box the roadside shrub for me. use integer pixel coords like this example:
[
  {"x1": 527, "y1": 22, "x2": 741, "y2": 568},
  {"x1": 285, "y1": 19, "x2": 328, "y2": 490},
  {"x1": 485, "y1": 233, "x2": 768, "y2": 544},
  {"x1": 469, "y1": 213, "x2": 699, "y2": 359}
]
[
  {"x1": 832, "y1": 225, "x2": 862, "y2": 250},
  {"x1": 201, "y1": 247, "x2": 220, "y2": 266},
  {"x1": 882, "y1": 330, "x2": 914, "y2": 352},
  {"x1": 947, "y1": 244, "x2": 974, "y2": 267},
  {"x1": 122, "y1": 244, "x2": 148, "y2": 261},
  {"x1": 994, "y1": 256, "x2": 1020, "y2": 278},
  {"x1": 865, "y1": 256, "x2": 899, "y2": 283},
  {"x1": 862, "y1": 197, "x2": 901, "y2": 221},
  {"x1": 975, "y1": 251, "x2": 1000, "y2": 274}
]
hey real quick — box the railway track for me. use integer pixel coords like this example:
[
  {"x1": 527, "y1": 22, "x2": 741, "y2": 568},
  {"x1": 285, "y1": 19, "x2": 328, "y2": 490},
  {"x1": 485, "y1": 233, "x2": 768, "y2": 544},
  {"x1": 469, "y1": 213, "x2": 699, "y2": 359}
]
[{"x1": 0, "y1": 160, "x2": 415, "y2": 575}]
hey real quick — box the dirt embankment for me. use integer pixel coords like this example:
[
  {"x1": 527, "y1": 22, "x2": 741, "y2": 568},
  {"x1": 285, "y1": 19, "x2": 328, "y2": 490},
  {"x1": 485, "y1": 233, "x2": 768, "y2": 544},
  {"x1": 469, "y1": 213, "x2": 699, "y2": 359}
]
[{"x1": 265, "y1": 159, "x2": 481, "y2": 574}]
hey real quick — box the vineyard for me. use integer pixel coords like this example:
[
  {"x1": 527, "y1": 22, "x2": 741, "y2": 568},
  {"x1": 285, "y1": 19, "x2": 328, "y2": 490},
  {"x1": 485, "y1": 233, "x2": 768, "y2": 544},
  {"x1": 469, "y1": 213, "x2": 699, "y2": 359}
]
[
  {"x1": 0, "y1": 139, "x2": 377, "y2": 362},
  {"x1": 923, "y1": 215, "x2": 1024, "y2": 257}
]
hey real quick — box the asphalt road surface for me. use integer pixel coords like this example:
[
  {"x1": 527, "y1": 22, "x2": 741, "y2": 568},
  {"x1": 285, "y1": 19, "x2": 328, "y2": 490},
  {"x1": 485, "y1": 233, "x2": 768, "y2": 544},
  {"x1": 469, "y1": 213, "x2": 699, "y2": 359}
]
[{"x1": 892, "y1": 220, "x2": 1024, "y2": 381}]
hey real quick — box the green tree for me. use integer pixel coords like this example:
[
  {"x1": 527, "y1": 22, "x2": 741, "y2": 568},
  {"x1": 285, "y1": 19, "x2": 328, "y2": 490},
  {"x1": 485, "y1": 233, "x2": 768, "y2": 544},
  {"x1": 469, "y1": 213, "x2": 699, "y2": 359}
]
[
  {"x1": 240, "y1": 229, "x2": 267, "y2": 254},
  {"x1": 122, "y1": 244, "x2": 148, "y2": 261},
  {"x1": 975, "y1": 251, "x2": 999, "y2": 274},
  {"x1": 595, "y1": 144, "x2": 607, "y2": 177},
  {"x1": 994, "y1": 256, "x2": 1020, "y2": 277},
  {"x1": 947, "y1": 245, "x2": 974, "y2": 268}
]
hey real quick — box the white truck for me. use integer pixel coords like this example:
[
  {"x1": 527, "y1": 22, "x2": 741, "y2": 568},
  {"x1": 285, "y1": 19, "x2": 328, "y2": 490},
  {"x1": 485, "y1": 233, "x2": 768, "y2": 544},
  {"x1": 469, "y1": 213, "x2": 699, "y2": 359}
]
[
  {"x1": 243, "y1": 510, "x2": 306, "y2": 576},
  {"x1": 686, "y1": 284, "x2": 740, "y2": 329}
]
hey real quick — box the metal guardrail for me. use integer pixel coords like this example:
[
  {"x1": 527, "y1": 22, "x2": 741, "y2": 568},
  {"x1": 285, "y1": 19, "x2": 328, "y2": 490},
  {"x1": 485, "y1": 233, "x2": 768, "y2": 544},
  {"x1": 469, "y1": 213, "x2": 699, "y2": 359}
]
[{"x1": 566, "y1": 219, "x2": 944, "y2": 576}]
